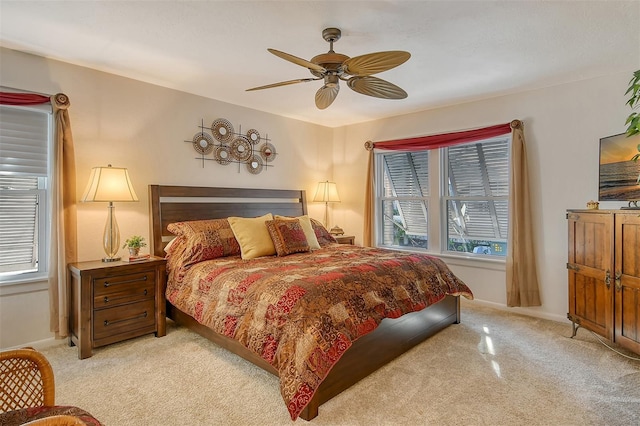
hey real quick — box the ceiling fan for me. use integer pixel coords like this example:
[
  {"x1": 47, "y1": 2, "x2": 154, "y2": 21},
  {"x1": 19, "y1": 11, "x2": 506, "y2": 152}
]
[{"x1": 246, "y1": 28, "x2": 411, "y2": 109}]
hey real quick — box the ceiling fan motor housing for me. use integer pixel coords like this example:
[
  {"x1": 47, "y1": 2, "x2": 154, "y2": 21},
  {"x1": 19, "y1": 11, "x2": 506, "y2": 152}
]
[
  {"x1": 310, "y1": 52, "x2": 349, "y2": 77},
  {"x1": 310, "y1": 28, "x2": 348, "y2": 77}
]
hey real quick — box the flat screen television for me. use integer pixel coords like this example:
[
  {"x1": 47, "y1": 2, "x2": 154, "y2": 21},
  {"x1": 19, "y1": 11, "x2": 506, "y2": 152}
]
[{"x1": 598, "y1": 132, "x2": 640, "y2": 203}]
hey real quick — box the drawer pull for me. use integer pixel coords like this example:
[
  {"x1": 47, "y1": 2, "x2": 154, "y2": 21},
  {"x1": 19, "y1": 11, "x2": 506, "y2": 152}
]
[
  {"x1": 103, "y1": 311, "x2": 148, "y2": 327},
  {"x1": 103, "y1": 276, "x2": 148, "y2": 287},
  {"x1": 103, "y1": 289, "x2": 148, "y2": 304}
]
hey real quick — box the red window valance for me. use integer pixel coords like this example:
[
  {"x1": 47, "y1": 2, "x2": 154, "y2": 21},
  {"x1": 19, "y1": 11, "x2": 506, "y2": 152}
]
[
  {"x1": 369, "y1": 122, "x2": 512, "y2": 151},
  {"x1": 0, "y1": 92, "x2": 51, "y2": 106}
]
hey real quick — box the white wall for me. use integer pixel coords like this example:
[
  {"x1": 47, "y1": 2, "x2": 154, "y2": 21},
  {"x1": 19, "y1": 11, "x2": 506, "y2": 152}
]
[
  {"x1": 0, "y1": 46, "x2": 635, "y2": 347},
  {"x1": 334, "y1": 71, "x2": 634, "y2": 322}
]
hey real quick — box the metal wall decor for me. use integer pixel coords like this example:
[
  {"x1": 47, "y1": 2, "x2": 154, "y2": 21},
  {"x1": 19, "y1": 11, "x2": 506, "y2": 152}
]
[{"x1": 186, "y1": 118, "x2": 276, "y2": 174}]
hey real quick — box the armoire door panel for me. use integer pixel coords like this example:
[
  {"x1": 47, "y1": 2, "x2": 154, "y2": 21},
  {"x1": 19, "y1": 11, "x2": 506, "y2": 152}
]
[{"x1": 615, "y1": 214, "x2": 640, "y2": 354}]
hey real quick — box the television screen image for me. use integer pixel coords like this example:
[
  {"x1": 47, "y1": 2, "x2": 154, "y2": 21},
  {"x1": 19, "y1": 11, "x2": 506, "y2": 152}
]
[{"x1": 598, "y1": 133, "x2": 640, "y2": 201}]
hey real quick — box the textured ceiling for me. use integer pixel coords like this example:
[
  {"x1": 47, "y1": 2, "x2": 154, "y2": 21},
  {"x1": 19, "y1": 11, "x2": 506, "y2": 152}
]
[{"x1": 1, "y1": 1, "x2": 639, "y2": 128}]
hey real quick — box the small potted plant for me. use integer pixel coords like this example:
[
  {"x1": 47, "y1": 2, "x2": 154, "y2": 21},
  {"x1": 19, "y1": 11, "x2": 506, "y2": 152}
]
[{"x1": 123, "y1": 235, "x2": 147, "y2": 257}]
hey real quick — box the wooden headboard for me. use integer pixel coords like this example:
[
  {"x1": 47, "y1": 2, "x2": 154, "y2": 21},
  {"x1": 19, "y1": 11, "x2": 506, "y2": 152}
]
[{"x1": 148, "y1": 185, "x2": 307, "y2": 257}]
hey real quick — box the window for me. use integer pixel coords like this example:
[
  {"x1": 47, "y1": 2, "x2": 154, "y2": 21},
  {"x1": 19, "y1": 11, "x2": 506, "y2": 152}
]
[
  {"x1": 376, "y1": 136, "x2": 510, "y2": 257},
  {"x1": 0, "y1": 104, "x2": 51, "y2": 280}
]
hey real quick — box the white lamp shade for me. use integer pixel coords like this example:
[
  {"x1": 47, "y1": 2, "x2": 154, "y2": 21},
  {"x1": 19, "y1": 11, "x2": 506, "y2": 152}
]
[
  {"x1": 313, "y1": 181, "x2": 340, "y2": 203},
  {"x1": 81, "y1": 165, "x2": 138, "y2": 202}
]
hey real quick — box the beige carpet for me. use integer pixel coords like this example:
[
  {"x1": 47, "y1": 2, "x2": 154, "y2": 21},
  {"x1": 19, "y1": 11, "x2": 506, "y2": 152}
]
[{"x1": 39, "y1": 300, "x2": 639, "y2": 425}]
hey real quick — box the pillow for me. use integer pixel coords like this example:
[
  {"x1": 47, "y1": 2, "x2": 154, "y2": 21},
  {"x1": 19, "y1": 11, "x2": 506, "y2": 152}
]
[
  {"x1": 167, "y1": 218, "x2": 240, "y2": 259},
  {"x1": 266, "y1": 218, "x2": 310, "y2": 256},
  {"x1": 163, "y1": 237, "x2": 178, "y2": 253},
  {"x1": 274, "y1": 214, "x2": 321, "y2": 250},
  {"x1": 228, "y1": 213, "x2": 276, "y2": 259},
  {"x1": 310, "y1": 218, "x2": 337, "y2": 246}
]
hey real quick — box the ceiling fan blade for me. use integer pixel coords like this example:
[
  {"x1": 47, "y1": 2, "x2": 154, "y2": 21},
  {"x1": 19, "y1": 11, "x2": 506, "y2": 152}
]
[
  {"x1": 342, "y1": 51, "x2": 411, "y2": 76},
  {"x1": 347, "y1": 76, "x2": 408, "y2": 99},
  {"x1": 315, "y1": 84, "x2": 340, "y2": 110},
  {"x1": 268, "y1": 48, "x2": 327, "y2": 73},
  {"x1": 246, "y1": 77, "x2": 320, "y2": 91}
]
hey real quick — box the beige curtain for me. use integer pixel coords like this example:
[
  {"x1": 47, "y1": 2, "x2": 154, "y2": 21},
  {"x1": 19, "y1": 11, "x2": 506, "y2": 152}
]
[
  {"x1": 506, "y1": 120, "x2": 541, "y2": 306},
  {"x1": 49, "y1": 93, "x2": 78, "y2": 338},
  {"x1": 363, "y1": 142, "x2": 374, "y2": 247}
]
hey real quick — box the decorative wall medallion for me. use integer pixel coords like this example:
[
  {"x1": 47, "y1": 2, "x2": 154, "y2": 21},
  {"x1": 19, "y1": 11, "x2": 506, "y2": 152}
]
[
  {"x1": 211, "y1": 118, "x2": 234, "y2": 143},
  {"x1": 260, "y1": 142, "x2": 276, "y2": 162},
  {"x1": 246, "y1": 129, "x2": 261, "y2": 145},
  {"x1": 192, "y1": 132, "x2": 214, "y2": 155},
  {"x1": 246, "y1": 155, "x2": 264, "y2": 174},
  {"x1": 184, "y1": 118, "x2": 276, "y2": 173},
  {"x1": 231, "y1": 136, "x2": 252, "y2": 162},
  {"x1": 215, "y1": 146, "x2": 232, "y2": 165}
]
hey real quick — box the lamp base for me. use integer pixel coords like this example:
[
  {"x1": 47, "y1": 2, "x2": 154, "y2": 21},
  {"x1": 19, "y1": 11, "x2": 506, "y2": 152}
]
[
  {"x1": 330, "y1": 225, "x2": 344, "y2": 236},
  {"x1": 102, "y1": 256, "x2": 121, "y2": 262}
]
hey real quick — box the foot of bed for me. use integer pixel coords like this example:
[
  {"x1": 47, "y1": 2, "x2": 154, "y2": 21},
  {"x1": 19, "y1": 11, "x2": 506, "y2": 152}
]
[
  {"x1": 454, "y1": 295, "x2": 461, "y2": 324},
  {"x1": 299, "y1": 400, "x2": 319, "y2": 421}
]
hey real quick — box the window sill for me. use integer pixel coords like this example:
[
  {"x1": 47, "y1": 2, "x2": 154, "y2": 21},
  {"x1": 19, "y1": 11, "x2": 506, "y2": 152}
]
[
  {"x1": 0, "y1": 274, "x2": 49, "y2": 296},
  {"x1": 434, "y1": 252, "x2": 506, "y2": 271},
  {"x1": 378, "y1": 246, "x2": 506, "y2": 271}
]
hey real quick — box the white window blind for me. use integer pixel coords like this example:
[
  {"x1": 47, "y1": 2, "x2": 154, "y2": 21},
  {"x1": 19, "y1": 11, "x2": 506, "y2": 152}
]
[
  {"x1": 0, "y1": 105, "x2": 49, "y2": 176},
  {"x1": 444, "y1": 138, "x2": 510, "y2": 255},
  {"x1": 0, "y1": 176, "x2": 41, "y2": 273},
  {"x1": 0, "y1": 105, "x2": 50, "y2": 277},
  {"x1": 380, "y1": 151, "x2": 429, "y2": 248}
]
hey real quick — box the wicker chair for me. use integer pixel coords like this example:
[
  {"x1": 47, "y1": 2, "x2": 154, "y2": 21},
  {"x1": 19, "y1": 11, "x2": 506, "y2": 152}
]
[
  {"x1": 0, "y1": 348, "x2": 55, "y2": 412},
  {"x1": 0, "y1": 348, "x2": 101, "y2": 426}
]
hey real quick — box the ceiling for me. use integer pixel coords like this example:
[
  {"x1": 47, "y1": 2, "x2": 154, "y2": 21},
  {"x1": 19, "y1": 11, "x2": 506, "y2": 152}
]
[{"x1": 1, "y1": 1, "x2": 639, "y2": 128}]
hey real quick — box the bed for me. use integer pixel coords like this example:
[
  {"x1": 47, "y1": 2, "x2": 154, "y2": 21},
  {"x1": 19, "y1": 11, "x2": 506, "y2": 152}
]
[{"x1": 149, "y1": 185, "x2": 473, "y2": 421}]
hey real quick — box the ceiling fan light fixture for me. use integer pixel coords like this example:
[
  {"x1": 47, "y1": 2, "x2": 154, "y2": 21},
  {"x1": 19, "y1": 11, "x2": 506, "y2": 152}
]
[{"x1": 324, "y1": 75, "x2": 339, "y2": 88}]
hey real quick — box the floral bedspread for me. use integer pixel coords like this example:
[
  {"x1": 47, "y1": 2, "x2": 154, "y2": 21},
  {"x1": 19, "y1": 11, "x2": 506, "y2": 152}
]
[{"x1": 166, "y1": 244, "x2": 473, "y2": 420}]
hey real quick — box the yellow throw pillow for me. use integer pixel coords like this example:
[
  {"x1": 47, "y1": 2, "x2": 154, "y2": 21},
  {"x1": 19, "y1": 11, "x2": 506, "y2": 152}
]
[
  {"x1": 274, "y1": 214, "x2": 321, "y2": 250},
  {"x1": 228, "y1": 213, "x2": 276, "y2": 259}
]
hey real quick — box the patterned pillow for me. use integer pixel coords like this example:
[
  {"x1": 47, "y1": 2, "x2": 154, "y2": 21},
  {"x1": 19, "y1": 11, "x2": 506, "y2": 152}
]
[
  {"x1": 310, "y1": 217, "x2": 337, "y2": 246},
  {"x1": 167, "y1": 218, "x2": 240, "y2": 261},
  {"x1": 274, "y1": 214, "x2": 321, "y2": 250},
  {"x1": 266, "y1": 218, "x2": 310, "y2": 256}
]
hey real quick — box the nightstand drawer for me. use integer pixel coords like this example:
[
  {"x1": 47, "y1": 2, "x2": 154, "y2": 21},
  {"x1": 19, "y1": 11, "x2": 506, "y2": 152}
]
[
  {"x1": 93, "y1": 273, "x2": 155, "y2": 308},
  {"x1": 93, "y1": 270, "x2": 154, "y2": 293},
  {"x1": 93, "y1": 299, "x2": 156, "y2": 341}
]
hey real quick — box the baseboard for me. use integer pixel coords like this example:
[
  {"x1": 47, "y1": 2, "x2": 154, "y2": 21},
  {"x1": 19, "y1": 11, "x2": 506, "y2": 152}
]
[
  {"x1": 3, "y1": 336, "x2": 65, "y2": 351},
  {"x1": 462, "y1": 298, "x2": 570, "y2": 324}
]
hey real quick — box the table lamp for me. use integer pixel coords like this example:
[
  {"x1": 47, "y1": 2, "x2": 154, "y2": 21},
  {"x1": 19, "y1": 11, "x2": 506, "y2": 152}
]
[
  {"x1": 313, "y1": 180, "x2": 340, "y2": 229},
  {"x1": 81, "y1": 164, "x2": 138, "y2": 262}
]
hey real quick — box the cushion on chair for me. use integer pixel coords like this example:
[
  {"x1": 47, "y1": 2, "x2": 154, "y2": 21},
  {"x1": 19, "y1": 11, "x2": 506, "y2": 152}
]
[{"x1": 0, "y1": 405, "x2": 102, "y2": 426}]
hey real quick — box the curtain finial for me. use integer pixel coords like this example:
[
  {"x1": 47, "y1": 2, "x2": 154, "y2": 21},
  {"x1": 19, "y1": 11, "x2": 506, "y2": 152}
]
[
  {"x1": 364, "y1": 140, "x2": 374, "y2": 151},
  {"x1": 510, "y1": 119, "x2": 522, "y2": 130},
  {"x1": 52, "y1": 93, "x2": 70, "y2": 110}
]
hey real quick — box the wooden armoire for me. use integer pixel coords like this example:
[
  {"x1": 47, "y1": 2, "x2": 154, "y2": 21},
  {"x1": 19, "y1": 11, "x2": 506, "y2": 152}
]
[{"x1": 567, "y1": 209, "x2": 640, "y2": 355}]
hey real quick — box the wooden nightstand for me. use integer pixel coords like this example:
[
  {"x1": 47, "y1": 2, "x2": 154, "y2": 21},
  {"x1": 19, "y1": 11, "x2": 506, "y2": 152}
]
[
  {"x1": 334, "y1": 235, "x2": 355, "y2": 245},
  {"x1": 68, "y1": 257, "x2": 167, "y2": 359}
]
